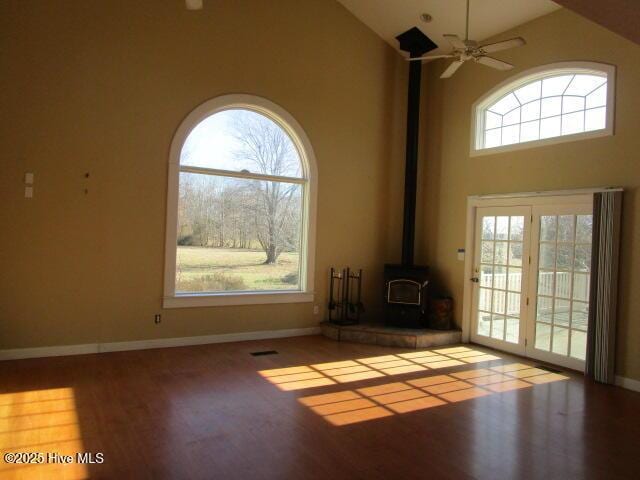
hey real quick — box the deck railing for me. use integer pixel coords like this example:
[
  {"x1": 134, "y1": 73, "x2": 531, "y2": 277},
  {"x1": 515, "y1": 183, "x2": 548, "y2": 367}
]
[{"x1": 479, "y1": 271, "x2": 590, "y2": 317}]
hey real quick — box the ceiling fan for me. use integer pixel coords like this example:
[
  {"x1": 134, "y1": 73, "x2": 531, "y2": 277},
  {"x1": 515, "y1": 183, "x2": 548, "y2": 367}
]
[{"x1": 409, "y1": 0, "x2": 526, "y2": 78}]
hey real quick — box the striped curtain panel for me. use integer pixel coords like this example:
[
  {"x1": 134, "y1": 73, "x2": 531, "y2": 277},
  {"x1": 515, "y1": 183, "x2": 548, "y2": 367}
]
[{"x1": 586, "y1": 190, "x2": 623, "y2": 384}]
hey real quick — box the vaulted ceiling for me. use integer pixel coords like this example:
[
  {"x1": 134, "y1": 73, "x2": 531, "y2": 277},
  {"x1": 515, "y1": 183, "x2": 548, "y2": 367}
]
[
  {"x1": 553, "y1": 0, "x2": 640, "y2": 45},
  {"x1": 337, "y1": 0, "x2": 561, "y2": 56}
]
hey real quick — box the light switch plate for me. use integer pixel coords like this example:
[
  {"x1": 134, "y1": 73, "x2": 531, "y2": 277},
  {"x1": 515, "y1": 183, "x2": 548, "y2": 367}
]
[
  {"x1": 25, "y1": 186, "x2": 33, "y2": 198},
  {"x1": 457, "y1": 248, "x2": 465, "y2": 261},
  {"x1": 24, "y1": 172, "x2": 34, "y2": 184}
]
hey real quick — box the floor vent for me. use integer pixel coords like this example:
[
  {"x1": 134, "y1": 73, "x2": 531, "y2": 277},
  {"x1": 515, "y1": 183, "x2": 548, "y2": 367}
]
[
  {"x1": 534, "y1": 364, "x2": 563, "y2": 374},
  {"x1": 250, "y1": 350, "x2": 278, "y2": 356}
]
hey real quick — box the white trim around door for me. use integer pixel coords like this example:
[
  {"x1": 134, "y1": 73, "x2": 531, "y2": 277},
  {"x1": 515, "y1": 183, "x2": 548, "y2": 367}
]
[{"x1": 463, "y1": 189, "x2": 620, "y2": 371}]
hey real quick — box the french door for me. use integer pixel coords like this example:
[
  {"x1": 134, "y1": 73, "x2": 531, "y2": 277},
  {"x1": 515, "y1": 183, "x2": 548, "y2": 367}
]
[
  {"x1": 470, "y1": 206, "x2": 531, "y2": 356},
  {"x1": 470, "y1": 203, "x2": 593, "y2": 370},
  {"x1": 525, "y1": 205, "x2": 593, "y2": 370}
]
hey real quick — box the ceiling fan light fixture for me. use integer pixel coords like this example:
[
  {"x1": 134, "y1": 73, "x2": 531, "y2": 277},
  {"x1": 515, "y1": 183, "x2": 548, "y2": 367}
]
[{"x1": 406, "y1": 0, "x2": 526, "y2": 78}]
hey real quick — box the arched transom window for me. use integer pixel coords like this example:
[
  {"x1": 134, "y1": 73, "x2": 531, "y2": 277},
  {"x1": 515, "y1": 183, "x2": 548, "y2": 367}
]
[
  {"x1": 163, "y1": 94, "x2": 317, "y2": 308},
  {"x1": 473, "y1": 62, "x2": 615, "y2": 154}
]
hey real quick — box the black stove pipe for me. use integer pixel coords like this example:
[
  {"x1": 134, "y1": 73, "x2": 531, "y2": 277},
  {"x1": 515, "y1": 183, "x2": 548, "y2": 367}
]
[
  {"x1": 401, "y1": 58, "x2": 422, "y2": 266},
  {"x1": 396, "y1": 27, "x2": 437, "y2": 266}
]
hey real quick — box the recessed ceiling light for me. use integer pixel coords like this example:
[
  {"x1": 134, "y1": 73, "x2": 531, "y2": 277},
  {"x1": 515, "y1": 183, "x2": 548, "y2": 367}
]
[
  {"x1": 185, "y1": 0, "x2": 203, "y2": 10},
  {"x1": 420, "y1": 13, "x2": 433, "y2": 23}
]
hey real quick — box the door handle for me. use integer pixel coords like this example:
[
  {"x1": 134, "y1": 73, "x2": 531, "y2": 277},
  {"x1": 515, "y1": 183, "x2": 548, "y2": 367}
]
[{"x1": 471, "y1": 277, "x2": 479, "y2": 283}]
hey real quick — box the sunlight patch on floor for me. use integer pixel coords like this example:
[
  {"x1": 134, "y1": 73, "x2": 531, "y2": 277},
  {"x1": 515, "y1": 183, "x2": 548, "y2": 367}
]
[
  {"x1": 259, "y1": 347, "x2": 502, "y2": 391},
  {"x1": 0, "y1": 388, "x2": 89, "y2": 480},
  {"x1": 296, "y1": 363, "x2": 569, "y2": 426}
]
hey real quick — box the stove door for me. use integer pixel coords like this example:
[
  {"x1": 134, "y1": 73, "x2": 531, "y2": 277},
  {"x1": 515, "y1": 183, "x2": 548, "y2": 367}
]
[{"x1": 387, "y1": 279, "x2": 422, "y2": 305}]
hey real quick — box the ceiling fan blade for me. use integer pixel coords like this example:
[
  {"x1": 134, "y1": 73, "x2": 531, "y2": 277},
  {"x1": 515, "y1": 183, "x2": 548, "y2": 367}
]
[
  {"x1": 479, "y1": 37, "x2": 526, "y2": 53},
  {"x1": 440, "y1": 60, "x2": 464, "y2": 78},
  {"x1": 407, "y1": 54, "x2": 457, "y2": 62},
  {"x1": 476, "y1": 56, "x2": 514, "y2": 71},
  {"x1": 443, "y1": 34, "x2": 466, "y2": 50}
]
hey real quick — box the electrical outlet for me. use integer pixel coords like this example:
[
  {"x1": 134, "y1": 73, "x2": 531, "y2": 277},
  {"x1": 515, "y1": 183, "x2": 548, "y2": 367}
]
[
  {"x1": 154, "y1": 314, "x2": 162, "y2": 324},
  {"x1": 313, "y1": 305, "x2": 320, "y2": 315}
]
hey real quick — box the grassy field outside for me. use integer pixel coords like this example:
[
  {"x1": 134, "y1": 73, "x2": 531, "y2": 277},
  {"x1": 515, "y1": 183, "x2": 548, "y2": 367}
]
[{"x1": 176, "y1": 246, "x2": 300, "y2": 292}]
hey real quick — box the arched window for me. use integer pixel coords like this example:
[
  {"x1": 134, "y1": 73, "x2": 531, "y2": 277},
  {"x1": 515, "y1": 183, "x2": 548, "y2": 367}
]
[
  {"x1": 472, "y1": 62, "x2": 615, "y2": 155},
  {"x1": 163, "y1": 94, "x2": 317, "y2": 307}
]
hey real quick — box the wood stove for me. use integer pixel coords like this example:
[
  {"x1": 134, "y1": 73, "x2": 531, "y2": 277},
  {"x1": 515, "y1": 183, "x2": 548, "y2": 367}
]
[
  {"x1": 384, "y1": 264, "x2": 430, "y2": 328},
  {"x1": 384, "y1": 27, "x2": 436, "y2": 329}
]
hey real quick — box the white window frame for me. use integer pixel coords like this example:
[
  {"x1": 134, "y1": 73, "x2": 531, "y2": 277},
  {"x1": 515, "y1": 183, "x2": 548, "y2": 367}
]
[
  {"x1": 471, "y1": 62, "x2": 615, "y2": 157},
  {"x1": 162, "y1": 94, "x2": 317, "y2": 308}
]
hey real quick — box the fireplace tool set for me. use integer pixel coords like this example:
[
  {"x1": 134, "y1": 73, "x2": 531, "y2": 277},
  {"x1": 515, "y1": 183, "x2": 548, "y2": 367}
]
[{"x1": 328, "y1": 267, "x2": 364, "y2": 325}]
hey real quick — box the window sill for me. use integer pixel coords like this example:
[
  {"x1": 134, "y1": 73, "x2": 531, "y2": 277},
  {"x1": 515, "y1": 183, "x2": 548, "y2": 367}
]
[
  {"x1": 162, "y1": 291, "x2": 314, "y2": 309},
  {"x1": 470, "y1": 127, "x2": 612, "y2": 157}
]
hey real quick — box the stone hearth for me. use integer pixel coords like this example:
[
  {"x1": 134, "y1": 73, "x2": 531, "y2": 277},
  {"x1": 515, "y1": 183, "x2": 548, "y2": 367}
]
[{"x1": 321, "y1": 321, "x2": 462, "y2": 349}]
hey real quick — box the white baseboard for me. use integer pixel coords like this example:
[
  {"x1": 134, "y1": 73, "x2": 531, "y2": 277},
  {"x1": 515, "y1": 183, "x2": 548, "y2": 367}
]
[
  {"x1": 0, "y1": 326, "x2": 322, "y2": 361},
  {"x1": 0, "y1": 343, "x2": 98, "y2": 361},
  {"x1": 615, "y1": 375, "x2": 640, "y2": 393}
]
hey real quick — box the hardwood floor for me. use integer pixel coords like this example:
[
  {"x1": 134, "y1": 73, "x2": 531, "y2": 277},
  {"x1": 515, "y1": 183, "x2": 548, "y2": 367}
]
[{"x1": 1, "y1": 335, "x2": 639, "y2": 479}]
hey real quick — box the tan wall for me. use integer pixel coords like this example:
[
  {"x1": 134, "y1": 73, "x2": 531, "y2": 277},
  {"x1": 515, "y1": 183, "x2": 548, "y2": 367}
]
[
  {"x1": 0, "y1": 0, "x2": 408, "y2": 348},
  {"x1": 421, "y1": 8, "x2": 640, "y2": 381}
]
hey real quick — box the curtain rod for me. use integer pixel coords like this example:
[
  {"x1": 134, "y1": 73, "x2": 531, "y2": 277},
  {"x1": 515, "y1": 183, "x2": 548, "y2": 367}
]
[{"x1": 469, "y1": 186, "x2": 623, "y2": 200}]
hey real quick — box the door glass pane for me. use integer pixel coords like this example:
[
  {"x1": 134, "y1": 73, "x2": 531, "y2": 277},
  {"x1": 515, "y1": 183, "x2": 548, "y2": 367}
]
[
  {"x1": 552, "y1": 327, "x2": 569, "y2": 355},
  {"x1": 480, "y1": 265, "x2": 493, "y2": 287},
  {"x1": 556, "y1": 244, "x2": 574, "y2": 270},
  {"x1": 558, "y1": 215, "x2": 575, "y2": 242},
  {"x1": 481, "y1": 241, "x2": 494, "y2": 263},
  {"x1": 535, "y1": 323, "x2": 551, "y2": 351},
  {"x1": 494, "y1": 242, "x2": 508, "y2": 265},
  {"x1": 571, "y1": 302, "x2": 589, "y2": 330},
  {"x1": 509, "y1": 242, "x2": 523, "y2": 266},
  {"x1": 493, "y1": 290, "x2": 506, "y2": 314},
  {"x1": 506, "y1": 293, "x2": 520, "y2": 316},
  {"x1": 494, "y1": 266, "x2": 507, "y2": 289},
  {"x1": 491, "y1": 315, "x2": 505, "y2": 340},
  {"x1": 510, "y1": 217, "x2": 524, "y2": 241},
  {"x1": 507, "y1": 267, "x2": 522, "y2": 292},
  {"x1": 554, "y1": 299, "x2": 570, "y2": 327},
  {"x1": 538, "y1": 270, "x2": 554, "y2": 296},
  {"x1": 537, "y1": 296, "x2": 553, "y2": 323},
  {"x1": 479, "y1": 288, "x2": 492, "y2": 311},
  {"x1": 570, "y1": 330, "x2": 587, "y2": 360},
  {"x1": 574, "y1": 245, "x2": 591, "y2": 271},
  {"x1": 572, "y1": 273, "x2": 589, "y2": 301},
  {"x1": 478, "y1": 312, "x2": 491, "y2": 336},
  {"x1": 540, "y1": 216, "x2": 557, "y2": 241},
  {"x1": 576, "y1": 215, "x2": 593, "y2": 243},
  {"x1": 496, "y1": 216, "x2": 509, "y2": 240},
  {"x1": 554, "y1": 272, "x2": 572, "y2": 299},
  {"x1": 482, "y1": 217, "x2": 496, "y2": 239},
  {"x1": 539, "y1": 243, "x2": 556, "y2": 269},
  {"x1": 505, "y1": 317, "x2": 519, "y2": 343}
]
